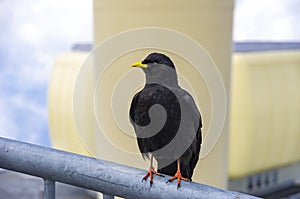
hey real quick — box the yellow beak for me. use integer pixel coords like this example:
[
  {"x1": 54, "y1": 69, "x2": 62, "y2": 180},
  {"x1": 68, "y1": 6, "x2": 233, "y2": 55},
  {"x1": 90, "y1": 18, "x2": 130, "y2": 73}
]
[{"x1": 131, "y1": 61, "x2": 148, "y2": 68}]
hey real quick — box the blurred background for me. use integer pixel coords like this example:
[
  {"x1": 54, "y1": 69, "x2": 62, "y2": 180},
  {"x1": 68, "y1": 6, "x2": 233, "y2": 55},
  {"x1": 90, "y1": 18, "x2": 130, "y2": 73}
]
[
  {"x1": 0, "y1": 0, "x2": 300, "y2": 198},
  {"x1": 0, "y1": 0, "x2": 93, "y2": 146},
  {"x1": 2, "y1": 0, "x2": 299, "y2": 147}
]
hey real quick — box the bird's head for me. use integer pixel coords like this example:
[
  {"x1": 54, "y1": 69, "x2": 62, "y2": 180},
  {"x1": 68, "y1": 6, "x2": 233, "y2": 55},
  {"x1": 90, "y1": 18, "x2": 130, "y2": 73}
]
[
  {"x1": 131, "y1": 52, "x2": 178, "y2": 86},
  {"x1": 132, "y1": 52, "x2": 175, "y2": 70}
]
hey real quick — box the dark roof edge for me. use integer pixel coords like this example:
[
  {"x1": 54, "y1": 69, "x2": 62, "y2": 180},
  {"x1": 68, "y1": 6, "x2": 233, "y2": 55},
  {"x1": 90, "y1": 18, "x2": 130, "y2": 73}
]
[{"x1": 234, "y1": 42, "x2": 300, "y2": 52}]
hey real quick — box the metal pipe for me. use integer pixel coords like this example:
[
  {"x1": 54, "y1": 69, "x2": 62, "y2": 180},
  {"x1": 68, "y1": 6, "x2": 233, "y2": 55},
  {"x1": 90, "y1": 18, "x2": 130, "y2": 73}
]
[
  {"x1": 44, "y1": 179, "x2": 55, "y2": 199},
  {"x1": 0, "y1": 137, "x2": 259, "y2": 199},
  {"x1": 103, "y1": 194, "x2": 114, "y2": 199}
]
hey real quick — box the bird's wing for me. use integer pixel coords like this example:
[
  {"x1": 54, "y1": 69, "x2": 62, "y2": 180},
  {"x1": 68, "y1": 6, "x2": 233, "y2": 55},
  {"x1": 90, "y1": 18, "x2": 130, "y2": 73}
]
[
  {"x1": 172, "y1": 87, "x2": 202, "y2": 136},
  {"x1": 181, "y1": 90, "x2": 202, "y2": 130},
  {"x1": 170, "y1": 87, "x2": 202, "y2": 179},
  {"x1": 177, "y1": 87, "x2": 202, "y2": 154}
]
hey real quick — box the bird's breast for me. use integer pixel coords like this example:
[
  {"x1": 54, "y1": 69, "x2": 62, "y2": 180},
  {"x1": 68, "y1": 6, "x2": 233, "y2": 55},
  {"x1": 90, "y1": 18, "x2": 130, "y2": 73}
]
[{"x1": 130, "y1": 84, "x2": 181, "y2": 154}]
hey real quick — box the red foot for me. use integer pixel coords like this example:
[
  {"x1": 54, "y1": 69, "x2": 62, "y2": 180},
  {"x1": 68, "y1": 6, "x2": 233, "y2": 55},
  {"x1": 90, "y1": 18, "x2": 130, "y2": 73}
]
[
  {"x1": 142, "y1": 167, "x2": 164, "y2": 187},
  {"x1": 166, "y1": 170, "x2": 190, "y2": 189}
]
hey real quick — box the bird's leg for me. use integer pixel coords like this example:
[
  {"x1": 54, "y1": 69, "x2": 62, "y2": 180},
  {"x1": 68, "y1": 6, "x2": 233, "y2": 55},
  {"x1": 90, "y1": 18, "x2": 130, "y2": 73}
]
[
  {"x1": 142, "y1": 155, "x2": 163, "y2": 186},
  {"x1": 166, "y1": 159, "x2": 190, "y2": 189}
]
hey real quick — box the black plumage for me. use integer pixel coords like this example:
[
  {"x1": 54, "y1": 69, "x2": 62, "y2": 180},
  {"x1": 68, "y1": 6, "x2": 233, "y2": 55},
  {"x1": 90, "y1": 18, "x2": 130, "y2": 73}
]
[{"x1": 129, "y1": 52, "x2": 202, "y2": 188}]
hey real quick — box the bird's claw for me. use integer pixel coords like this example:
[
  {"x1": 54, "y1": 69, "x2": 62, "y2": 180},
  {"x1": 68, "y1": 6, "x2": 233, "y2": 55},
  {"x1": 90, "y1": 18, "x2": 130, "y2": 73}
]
[
  {"x1": 166, "y1": 170, "x2": 190, "y2": 189},
  {"x1": 142, "y1": 167, "x2": 163, "y2": 187}
]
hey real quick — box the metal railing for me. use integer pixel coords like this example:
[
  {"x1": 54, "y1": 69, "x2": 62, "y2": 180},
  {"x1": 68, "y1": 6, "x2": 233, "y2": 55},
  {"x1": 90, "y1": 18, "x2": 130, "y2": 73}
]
[{"x1": 0, "y1": 137, "x2": 259, "y2": 199}]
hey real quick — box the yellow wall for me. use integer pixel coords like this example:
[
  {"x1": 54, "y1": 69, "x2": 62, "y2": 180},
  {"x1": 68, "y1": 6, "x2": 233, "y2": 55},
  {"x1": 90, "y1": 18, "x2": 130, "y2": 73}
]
[
  {"x1": 229, "y1": 51, "x2": 300, "y2": 179},
  {"x1": 93, "y1": 0, "x2": 234, "y2": 188},
  {"x1": 48, "y1": 52, "x2": 96, "y2": 156}
]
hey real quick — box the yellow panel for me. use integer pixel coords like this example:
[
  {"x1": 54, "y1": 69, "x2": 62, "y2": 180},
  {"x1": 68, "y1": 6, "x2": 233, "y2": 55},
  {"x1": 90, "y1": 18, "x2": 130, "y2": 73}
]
[
  {"x1": 48, "y1": 52, "x2": 96, "y2": 156},
  {"x1": 229, "y1": 51, "x2": 300, "y2": 179}
]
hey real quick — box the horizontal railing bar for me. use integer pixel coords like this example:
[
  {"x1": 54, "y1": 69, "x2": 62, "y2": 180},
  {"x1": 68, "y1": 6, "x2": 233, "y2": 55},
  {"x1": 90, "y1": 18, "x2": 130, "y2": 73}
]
[{"x1": 0, "y1": 137, "x2": 259, "y2": 199}]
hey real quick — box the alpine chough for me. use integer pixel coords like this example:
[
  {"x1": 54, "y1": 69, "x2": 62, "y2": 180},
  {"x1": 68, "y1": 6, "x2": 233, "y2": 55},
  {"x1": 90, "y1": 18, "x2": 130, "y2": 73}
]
[{"x1": 130, "y1": 52, "x2": 202, "y2": 188}]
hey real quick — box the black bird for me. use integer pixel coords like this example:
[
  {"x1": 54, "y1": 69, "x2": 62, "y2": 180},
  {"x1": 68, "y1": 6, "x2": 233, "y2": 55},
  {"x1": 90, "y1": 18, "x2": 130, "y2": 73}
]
[{"x1": 129, "y1": 52, "x2": 202, "y2": 188}]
